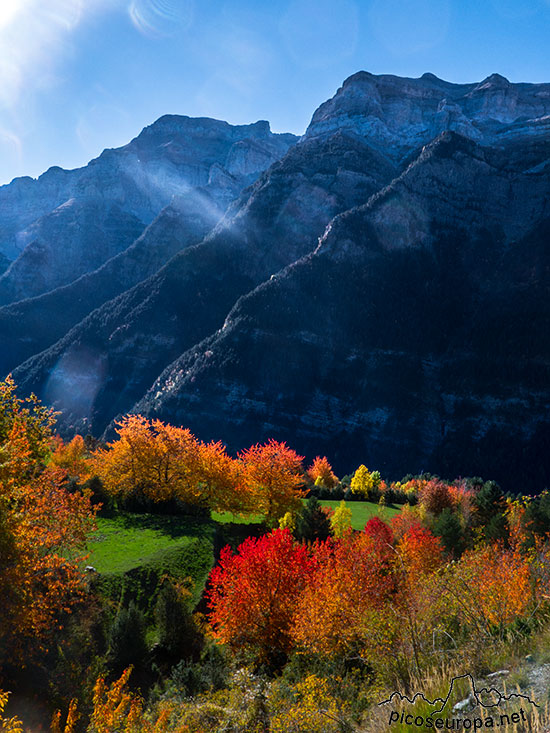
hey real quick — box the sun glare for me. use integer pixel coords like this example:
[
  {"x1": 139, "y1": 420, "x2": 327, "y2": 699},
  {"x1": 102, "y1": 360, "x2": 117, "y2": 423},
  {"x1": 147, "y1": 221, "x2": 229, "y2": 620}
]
[{"x1": 0, "y1": 0, "x2": 24, "y2": 30}]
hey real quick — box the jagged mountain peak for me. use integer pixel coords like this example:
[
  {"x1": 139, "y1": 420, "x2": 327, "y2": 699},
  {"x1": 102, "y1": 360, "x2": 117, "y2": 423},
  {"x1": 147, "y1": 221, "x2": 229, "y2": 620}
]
[
  {"x1": 476, "y1": 72, "x2": 511, "y2": 88},
  {"x1": 306, "y1": 70, "x2": 550, "y2": 162},
  {"x1": 130, "y1": 115, "x2": 279, "y2": 147}
]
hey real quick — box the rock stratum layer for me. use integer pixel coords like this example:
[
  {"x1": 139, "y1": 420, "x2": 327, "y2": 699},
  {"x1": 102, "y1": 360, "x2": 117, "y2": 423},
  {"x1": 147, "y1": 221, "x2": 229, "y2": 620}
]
[{"x1": 5, "y1": 72, "x2": 550, "y2": 490}]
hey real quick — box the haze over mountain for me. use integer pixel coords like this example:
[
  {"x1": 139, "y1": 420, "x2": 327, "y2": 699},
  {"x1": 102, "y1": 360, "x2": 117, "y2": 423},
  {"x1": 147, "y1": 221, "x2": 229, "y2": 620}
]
[{"x1": 5, "y1": 71, "x2": 550, "y2": 490}]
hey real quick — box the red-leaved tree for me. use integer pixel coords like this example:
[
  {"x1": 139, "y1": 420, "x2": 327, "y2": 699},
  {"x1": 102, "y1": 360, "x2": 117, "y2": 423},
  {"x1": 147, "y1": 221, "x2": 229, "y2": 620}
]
[{"x1": 207, "y1": 528, "x2": 314, "y2": 667}]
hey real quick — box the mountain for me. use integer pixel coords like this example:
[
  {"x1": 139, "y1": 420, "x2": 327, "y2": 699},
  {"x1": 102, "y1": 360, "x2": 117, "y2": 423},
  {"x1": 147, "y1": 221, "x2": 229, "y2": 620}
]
[
  {"x1": 6, "y1": 71, "x2": 550, "y2": 490},
  {"x1": 0, "y1": 116, "x2": 296, "y2": 304},
  {"x1": 132, "y1": 131, "x2": 550, "y2": 489},
  {"x1": 307, "y1": 71, "x2": 550, "y2": 160},
  {"x1": 0, "y1": 191, "x2": 222, "y2": 376},
  {"x1": 11, "y1": 130, "x2": 396, "y2": 435}
]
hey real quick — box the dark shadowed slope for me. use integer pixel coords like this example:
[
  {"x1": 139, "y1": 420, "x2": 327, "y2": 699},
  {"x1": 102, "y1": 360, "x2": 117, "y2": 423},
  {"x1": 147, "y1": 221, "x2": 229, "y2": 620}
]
[
  {"x1": 0, "y1": 191, "x2": 223, "y2": 376},
  {"x1": 134, "y1": 132, "x2": 550, "y2": 491},
  {"x1": 11, "y1": 131, "x2": 397, "y2": 435},
  {"x1": 0, "y1": 117, "x2": 297, "y2": 304}
]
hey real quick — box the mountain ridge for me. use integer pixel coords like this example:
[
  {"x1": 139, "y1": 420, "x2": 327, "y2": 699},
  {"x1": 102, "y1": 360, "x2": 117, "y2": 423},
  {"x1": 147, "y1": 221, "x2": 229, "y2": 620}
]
[{"x1": 4, "y1": 71, "x2": 550, "y2": 490}]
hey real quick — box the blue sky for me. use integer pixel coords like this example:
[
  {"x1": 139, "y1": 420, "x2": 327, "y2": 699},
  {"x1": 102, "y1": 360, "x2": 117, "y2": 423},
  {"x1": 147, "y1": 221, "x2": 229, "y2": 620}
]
[{"x1": 0, "y1": 0, "x2": 549, "y2": 184}]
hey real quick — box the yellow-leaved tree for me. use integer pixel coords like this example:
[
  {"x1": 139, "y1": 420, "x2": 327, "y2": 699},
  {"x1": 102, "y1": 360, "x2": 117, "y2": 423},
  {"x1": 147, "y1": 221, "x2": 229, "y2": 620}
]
[
  {"x1": 0, "y1": 691, "x2": 23, "y2": 733},
  {"x1": 350, "y1": 464, "x2": 381, "y2": 498},
  {"x1": 91, "y1": 415, "x2": 250, "y2": 512},
  {"x1": 329, "y1": 500, "x2": 352, "y2": 538}
]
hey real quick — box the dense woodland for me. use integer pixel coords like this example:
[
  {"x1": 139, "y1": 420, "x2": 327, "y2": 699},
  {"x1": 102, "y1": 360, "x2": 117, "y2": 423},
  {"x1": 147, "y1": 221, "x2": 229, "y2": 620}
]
[{"x1": 2, "y1": 375, "x2": 550, "y2": 732}]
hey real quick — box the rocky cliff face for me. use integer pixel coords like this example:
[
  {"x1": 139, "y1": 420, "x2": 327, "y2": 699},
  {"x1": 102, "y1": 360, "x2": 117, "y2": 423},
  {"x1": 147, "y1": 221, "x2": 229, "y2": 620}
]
[
  {"x1": 12, "y1": 129, "x2": 396, "y2": 434},
  {"x1": 307, "y1": 71, "x2": 550, "y2": 161},
  {"x1": 0, "y1": 191, "x2": 222, "y2": 376},
  {"x1": 0, "y1": 117, "x2": 296, "y2": 303},
  {"x1": 6, "y1": 71, "x2": 550, "y2": 490},
  {"x1": 133, "y1": 132, "x2": 550, "y2": 490}
]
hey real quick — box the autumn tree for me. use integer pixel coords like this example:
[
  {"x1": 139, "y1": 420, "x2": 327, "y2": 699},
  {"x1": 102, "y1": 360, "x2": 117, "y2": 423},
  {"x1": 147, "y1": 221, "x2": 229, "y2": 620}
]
[
  {"x1": 279, "y1": 511, "x2": 296, "y2": 532},
  {"x1": 395, "y1": 522, "x2": 444, "y2": 577},
  {"x1": 364, "y1": 516, "x2": 393, "y2": 545},
  {"x1": 50, "y1": 434, "x2": 91, "y2": 481},
  {"x1": 350, "y1": 464, "x2": 381, "y2": 498},
  {"x1": 196, "y1": 438, "x2": 252, "y2": 514},
  {"x1": 387, "y1": 523, "x2": 446, "y2": 673},
  {"x1": 417, "y1": 478, "x2": 454, "y2": 516},
  {"x1": 91, "y1": 416, "x2": 247, "y2": 512},
  {"x1": 207, "y1": 529, "x2": 314, "y2": 667},
  {"x1": 0, "y1": 374, "x2": 57, "y2": 466},
  {"x1": 292, "y1": 529, "x2": 396, "y2": 658},
  {"x1": 239, "y1": 440, "x2": 305, "y2": 525},
  {"x1": 0, "y1": 381, "x2": 96, "y2": 668},
  {"x1": 443, "y1": 544, "x2": 533, "y2": 631},
  {"x1": 91, "y1": 415, "x2": 200, "y2": 504},
  {"x1": 307, "y1": 456, "x2": 338, "y2": 489},
  {"x1": 88, "y1": 668, "x2": 143, "y2": 733},
  {"x1": 330, "y1": 500, "x2": 352, "y2": 538}
]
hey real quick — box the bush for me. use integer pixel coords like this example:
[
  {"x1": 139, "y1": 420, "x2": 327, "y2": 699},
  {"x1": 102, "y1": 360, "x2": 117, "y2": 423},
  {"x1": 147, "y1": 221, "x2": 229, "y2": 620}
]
[
  {"x1": 155, "y1": 582, "x2": 203, "y2": 662},
  {"x1": 107, "y1": 602, "x2": 148, "y2": 679},
  {"x1": 170, "y1": 641, "x2": 229, "y2": 696},
  {"x1": 295, "y1": 497, "x2": 331, "y2": 543},
  {"x1": 432, "y1": 508, "x2": 465, "y2": 556},
  {"x1": 83, "y1": 475, "x2": 115, "y2": 516}
]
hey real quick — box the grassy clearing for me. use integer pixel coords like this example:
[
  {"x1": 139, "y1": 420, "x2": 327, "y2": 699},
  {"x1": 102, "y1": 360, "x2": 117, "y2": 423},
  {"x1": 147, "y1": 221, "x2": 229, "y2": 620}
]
[
  {"x1": 85, "y1": 512, "x2": 216, "y2": 614},
  {"x1": 87, "y1": 512, "x2": 215, "y2": 574},
  {"x1": 212, "y1": 500, "x2": 401, "y2": 530},
  {"x1": 318, "y1": 499, "x2": 400, "y2": 530},
  {"x1": 211, "y1": 510, "x2": 264, "y2": 525}
]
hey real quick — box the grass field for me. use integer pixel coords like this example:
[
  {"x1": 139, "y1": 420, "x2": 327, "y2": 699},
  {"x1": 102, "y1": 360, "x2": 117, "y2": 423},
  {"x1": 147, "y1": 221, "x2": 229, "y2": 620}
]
[
  {"x1": 211, "y1": 510, "x2": 263, "y2": 524},
  {"x1": 87, "y1": 512, "x2": 215, "y2": 574},
  {"x1": 318, "y1": 499, "x2": 400, "y2": 530},
  {"x1": 212, "y1": 499, "x2": 401, "y2": 531},
  {"x1": 85, "y1": 512, "x2": 216, "y2": 613}
]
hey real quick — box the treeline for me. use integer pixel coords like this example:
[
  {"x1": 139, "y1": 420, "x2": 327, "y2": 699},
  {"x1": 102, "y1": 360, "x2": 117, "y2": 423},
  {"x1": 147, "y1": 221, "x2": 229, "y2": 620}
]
[{"x1": 3, "y1": 376, "x2": 550, "y2": 732}]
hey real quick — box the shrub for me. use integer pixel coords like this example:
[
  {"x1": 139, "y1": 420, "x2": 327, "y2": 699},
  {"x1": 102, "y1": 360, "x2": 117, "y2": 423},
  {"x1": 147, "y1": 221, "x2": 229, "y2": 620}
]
[
  {"x1": 107, "y1": 602, "x2": 148, "y2": 680},
  {"x1": 154, "y1": 582, "x2": 203, "y2": 662}
]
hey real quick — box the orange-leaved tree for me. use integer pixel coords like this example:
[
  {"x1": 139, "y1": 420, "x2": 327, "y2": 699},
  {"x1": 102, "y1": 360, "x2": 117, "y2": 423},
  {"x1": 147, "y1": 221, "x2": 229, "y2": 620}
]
[
  {"x1": 91, "y1": 415, "x2": 201, "y2": 503},
  {"x1": 292, "y1": 526, "x2": 396, "y2": 658},
  {"x1": 207, "y1": 528, "x2": 315, "y2": 666},
  {"x1": 0, "y1": 374, "x2": 56, "y2": 466},
  {"x1": 239, "y1": 439, "x2": 305, "y2": 525},
  {"x1": 389, "y1": 522, "x2": 446, "y2": 673},
  {"x1": 0, "y1": 381, "x2": 96, "y2": 668},
  {"x1": 50, "y1": 434, "x2": 91, "y2": 482},
  {"x1": 195, "y1": 438, "x2": 252, "y2": 514},
  {"x1": 91, "y1": 415, "x2": 246, "y2": 512},
  {"x1": 307, "y1": 456, "x2": 338, "y2": 489},
  {"x1": 444, "y1": 543, "x2": 533, "y2": 631}
]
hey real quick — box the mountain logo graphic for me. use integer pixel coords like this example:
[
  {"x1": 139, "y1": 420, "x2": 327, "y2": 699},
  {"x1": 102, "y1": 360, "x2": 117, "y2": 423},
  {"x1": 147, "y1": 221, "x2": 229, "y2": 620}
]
[{"x1": 378, "y1": 673, "x2": 538, "y2": 715}]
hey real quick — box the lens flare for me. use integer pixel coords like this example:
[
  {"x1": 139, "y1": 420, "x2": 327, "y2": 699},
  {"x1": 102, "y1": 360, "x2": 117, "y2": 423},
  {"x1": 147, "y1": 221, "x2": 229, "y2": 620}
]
[
  {"x1": 128, "y1": 0, "x2": 193, "y2": 38},
  {"x1": 45, "y1": 345, "x2": 107, "y2": 427}
]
